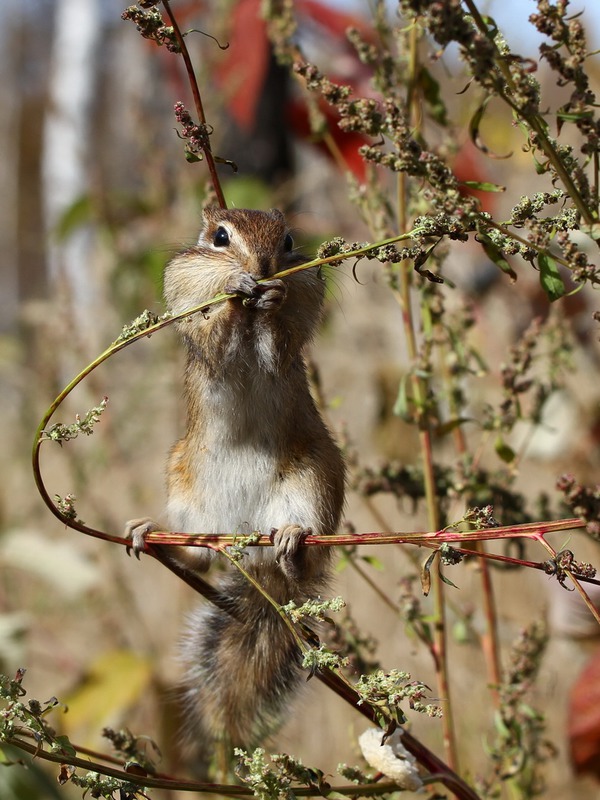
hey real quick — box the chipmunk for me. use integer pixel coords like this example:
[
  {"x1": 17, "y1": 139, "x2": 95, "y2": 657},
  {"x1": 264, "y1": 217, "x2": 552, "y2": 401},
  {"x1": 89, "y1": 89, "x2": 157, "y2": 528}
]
[{"x1": 125, "y1": 207, "x2": 345, "y2": 764}]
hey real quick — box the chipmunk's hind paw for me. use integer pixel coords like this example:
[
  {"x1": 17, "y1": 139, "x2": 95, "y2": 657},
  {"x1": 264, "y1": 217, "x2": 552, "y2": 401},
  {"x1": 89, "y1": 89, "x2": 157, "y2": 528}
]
[{"x1": 124, "y1": 517, "x2": 160, "y2": 559}]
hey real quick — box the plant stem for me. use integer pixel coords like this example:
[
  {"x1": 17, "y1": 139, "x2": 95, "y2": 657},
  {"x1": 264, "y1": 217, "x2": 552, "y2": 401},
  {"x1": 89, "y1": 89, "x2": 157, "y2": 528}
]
[
  {"x1": 343, "y1": 547, "x2": 401, "y2": 614},
  {"x1": 441, "y1": 347, "x2": 502, "y2": 699},
  {"x1": 463, "y1": 0, "x2": 596, "y2": 226},
  {"x1": 31, "y1": 230, "x2": 419, "y2": 542},
  {"x1": 534, "y1": 534, "x2": 600, "y2": 625},
  {"x1": 3, "y1": 732, "x2": 476, "y2": 798},
  {"x1": 162, "y1": 0, "x2": 227, "y2": 208},
  {"x1": 397, "y1": 21, "x2": 458, "y2": 772}
]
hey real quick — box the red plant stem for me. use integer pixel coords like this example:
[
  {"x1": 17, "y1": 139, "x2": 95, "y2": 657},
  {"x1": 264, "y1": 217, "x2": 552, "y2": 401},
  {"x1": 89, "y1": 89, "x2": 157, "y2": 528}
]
[
  {"x1": 137, "y1": 517, "x2": 586, "y2": 547},
  {"x1": 123, "y1": 526, "x2": 600, "y2": 587},
  {"x1": 478, "y1": 556, "x2": 501, "y2": 703},
  {"x1": 162, "y1": 0, "x2": 227, "y2": 208}
]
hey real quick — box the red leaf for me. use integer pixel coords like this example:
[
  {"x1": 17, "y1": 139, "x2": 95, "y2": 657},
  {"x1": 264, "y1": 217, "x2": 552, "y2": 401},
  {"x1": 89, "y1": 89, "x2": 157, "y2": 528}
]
[
  {"x1": 216, "y1": 0, "x2": 269, "y2": 131},
  {"x1": 569, "y1": 647, "x2": 600, "y2": 778},
  {"x1": 216, "y1": 0, "x2": 375, "y2": 175},
  {"x1": 287, "y1": 98, "x2": 369, "y2": 181}
]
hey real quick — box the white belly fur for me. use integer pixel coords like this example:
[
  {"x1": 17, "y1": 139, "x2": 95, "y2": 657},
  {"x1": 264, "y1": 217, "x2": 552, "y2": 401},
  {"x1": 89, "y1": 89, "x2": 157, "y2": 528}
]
[{"x1": 166, "y1": 442, "x2": 318, "y2": 562}]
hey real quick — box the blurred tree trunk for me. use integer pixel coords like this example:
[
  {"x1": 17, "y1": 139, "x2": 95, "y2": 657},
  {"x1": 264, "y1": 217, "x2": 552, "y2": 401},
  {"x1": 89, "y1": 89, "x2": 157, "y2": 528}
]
[
  {"x1": 0, "y1": 8, "x2": 21, "y2": 332},
  {"x1": 42, "y1": 0, "x2": 103, "y2": 350}
]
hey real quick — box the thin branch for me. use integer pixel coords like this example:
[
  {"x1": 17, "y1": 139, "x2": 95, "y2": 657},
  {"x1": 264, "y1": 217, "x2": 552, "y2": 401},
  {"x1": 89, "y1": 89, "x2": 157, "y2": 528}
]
[
  {"x1": 3, "y1": 732, "x2": 448, "y2": 798},
  {"x1": 134, "y1": 517, "x2": 588, "y2": 548},
  {"x1": 463, "y1": 0, "x2": 596, "y2": 226},
  {"x1": 161, "y1": 0, "x2": 226, "y2": 207}
]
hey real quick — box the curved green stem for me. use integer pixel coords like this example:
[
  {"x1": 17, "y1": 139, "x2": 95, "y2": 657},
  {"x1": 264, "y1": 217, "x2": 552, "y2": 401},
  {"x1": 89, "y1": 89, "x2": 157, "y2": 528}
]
[{"x1": 31, "y1": 231, "x2": 419, "y2": 541}]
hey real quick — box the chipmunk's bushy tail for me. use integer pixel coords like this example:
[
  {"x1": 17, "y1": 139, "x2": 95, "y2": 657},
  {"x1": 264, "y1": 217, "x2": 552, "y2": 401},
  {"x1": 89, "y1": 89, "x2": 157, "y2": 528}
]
[{"x1": 179, "y1": 569, "x2": 308, "y2": 768}]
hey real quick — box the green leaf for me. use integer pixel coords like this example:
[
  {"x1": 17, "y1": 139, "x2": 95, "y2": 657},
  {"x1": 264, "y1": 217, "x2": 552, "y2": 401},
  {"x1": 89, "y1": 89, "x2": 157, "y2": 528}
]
[
  {"x1": 493, "y1": 709, "x2": 512, "y2": 738},
  {"x1": 495, "y1": 435, "x2": 516, "y2": 463},
  {"x1": 434, "y1": 417, "x2": 473, "y2": 438},
  {"x1": 557, "y1": 109, "x2": 593, "y2": 123},
  {"x1": 532, "y1": 153, "x2": 549, "y2": 174},
  {"x1": 469, "y1": 99, "x2": 488, "y2": 150},
  {"x1": 538, "y1": 253, "x2": 566, "y2": 301},
  {"x1": 54, "y1": 195, "x2": 93, "y2": 241},
  {"x1": 393, "y1": 374, "x2": 410, "y2": 419},
  {"x1": 419, "y1": 66, "x2": 448, "y2": 125},
  {"x1": 468, "y1": 98, "x2": 512, "y2": 158},
  {"x1": 478, "y1": 234, "x2": 517, "y2": 282},
  {"x1": 461, "y1": 180, "x2": 505, "y2": 193},
  {"x1": 359, "y1": 555, "x2": 384, "y2": 571},
  {"x1": 440, "y1": 572, "x2": 460, "y2": 589},
  {"x1": 52, "y1": 735, "x2": 77, "y2": 758},
  {"x1": 480, "y1": 15, "x2": 499, "y2": 37},
  {"x1": 413, "y1": 241, "x2": 444, "y2": 284},
  {"x1": 214, "y1": 154, "x2": 238, "y2": 172}
]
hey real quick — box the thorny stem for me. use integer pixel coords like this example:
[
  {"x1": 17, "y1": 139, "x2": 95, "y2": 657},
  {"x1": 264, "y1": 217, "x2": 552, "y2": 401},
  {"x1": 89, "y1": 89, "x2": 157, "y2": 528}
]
[
  {"x1": 137, "y1": 521, "x2": 600, "y2": 589},
  {"x1": 463, "y1": 0, "x2": 597, "y2": 226},
  {"x1": 137, "y1": 516, "x2": 588, "y2": 546},
  {"x1": 161, "y1": 0, "x2": 227, "y2": 208}
]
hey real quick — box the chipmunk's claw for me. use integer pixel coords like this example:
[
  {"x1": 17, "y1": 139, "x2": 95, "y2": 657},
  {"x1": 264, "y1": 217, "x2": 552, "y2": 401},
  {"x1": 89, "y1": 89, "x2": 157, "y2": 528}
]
[
  {"x1": 271, "y1": 524, "x2": 311, "y2": 581},
  {"x1": 226, "y1": 272, "x2": 287, "y2": 310},
  {"x1": 124, "y1": 518, "x2": 160, "y2": 559}
]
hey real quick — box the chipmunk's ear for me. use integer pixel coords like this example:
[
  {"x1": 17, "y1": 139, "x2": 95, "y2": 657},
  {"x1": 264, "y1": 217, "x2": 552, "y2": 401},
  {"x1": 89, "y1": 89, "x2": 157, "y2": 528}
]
[
  {"x1": 202, "y1": 206, "x2": 220, "y2": 225},
  {"x1": 267, "y1": 208, "x2": 285, "y2": 223},
  {"x1": 199, "y1": 206, "x2": 221, "y2": 244}
]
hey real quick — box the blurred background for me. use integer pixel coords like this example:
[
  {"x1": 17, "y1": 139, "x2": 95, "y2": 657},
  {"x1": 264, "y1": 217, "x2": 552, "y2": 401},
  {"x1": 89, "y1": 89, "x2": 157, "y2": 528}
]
[{"x1": 1, "y1": 1, "x2": 600, "y2": 798}]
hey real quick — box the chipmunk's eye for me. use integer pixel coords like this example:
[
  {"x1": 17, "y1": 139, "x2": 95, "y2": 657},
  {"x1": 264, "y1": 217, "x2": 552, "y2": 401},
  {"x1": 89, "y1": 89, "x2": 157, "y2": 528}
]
[
  {"x1": 283, "y1": 233, "x2": 294, "y2": 253},
  {"x1": 213, "y1": 226, "x2": 230, "y2": 247}
]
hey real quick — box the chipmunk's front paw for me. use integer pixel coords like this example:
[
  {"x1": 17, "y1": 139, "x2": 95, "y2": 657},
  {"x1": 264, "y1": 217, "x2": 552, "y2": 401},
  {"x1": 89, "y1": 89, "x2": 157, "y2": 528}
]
[
  {"x1": 124, "y1": 517, "x2": 160, "y2": 559},
  {"x1": 225, "y1": 271, "x2": 258, "y2": 298},
  {"x1": 271, "y1": 524, "x2": 311, "y2": 581},
  {"x1": 225, "y1": 272, "x2": 287, "y2": 311},
  {"x1": 250, "y1": 279, "x2": 287, "y2": 310}
]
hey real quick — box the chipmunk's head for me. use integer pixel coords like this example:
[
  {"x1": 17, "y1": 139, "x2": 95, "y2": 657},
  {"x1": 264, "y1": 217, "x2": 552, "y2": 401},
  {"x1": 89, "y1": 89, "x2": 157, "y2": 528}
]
[
  {"x1": 197, "y1": 207, "x2": 302, "y2": 279},
  {"x1": 163, "y1": 208, "x2": 325, "y2": 359}
]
